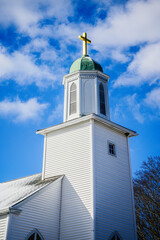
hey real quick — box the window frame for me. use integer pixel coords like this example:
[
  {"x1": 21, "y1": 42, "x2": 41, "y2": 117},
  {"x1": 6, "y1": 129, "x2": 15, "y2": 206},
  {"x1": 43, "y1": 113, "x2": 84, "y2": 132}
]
[
  {"x1": 25, "y1": 229, "x2": 44, "y2": 240},
  {"x1": 99, "y1": 82, "x2": 106, "y2": 116},
  {"x1": 69, "y1": 82, "x2": 77, "y2": 115},
  {"x1": 108, "y1": 141, "x2": 116, "y2": 157}
]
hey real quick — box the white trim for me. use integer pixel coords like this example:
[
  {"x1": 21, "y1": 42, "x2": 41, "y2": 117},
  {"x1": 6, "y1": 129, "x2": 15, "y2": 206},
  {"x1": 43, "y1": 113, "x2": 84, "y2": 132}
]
[
  {"x1": 106, "y1": 83, "x2": 110, "y2": 120},
  {"x1": 0, "y1": 208, "x2": 9, "y2": 215},
  {"x1": 90, "y1": 119, "x2": 95, "y2": 240},
  {"x1": 63, "y1": 82, "x2": 67, "y2": 122},
  {"x1": 95, "y1": 77, "x2": 98, "y2": 115},
  {"x1": 58, "y1": 176, "x2": 64, "y2": 240},
  {"x1": 3, "y1": 214, "x2": 9, "y2": 240},
  {"x1": 0, "y1": 207, "x2": 21, "y2": 216},
  {"x1": 79, "y1": 77, "x2": 82, "y2": 117},
  {"x1": 5, "y1": 212, "x2": 12, "y2": 240},
  {"x1": 97, "y1": 80, "x2": 109, "y2": 120},
  {"x1": 126, "y1": 136, "x2": 137, "y2": 240},
  {"x1": 10, "y1": 176, "x2": 61, "y2": 209},
  {"x1": 37, "y1": 114, "x2": 138, "y2": 138},
  {"x1": 69, "y1": 82, "x2": 77, "y2": 115},
  {"x1": 63, "y1": 70, "x2": 109, "y2": 85},
  {"x1": 99, "y1": 82, "x2": 106, "y2": 116},
  {"x1": 42, "y1": 134, "x2": 47, "y2": 180},
  {"x1": 67, "y1": 80, "x2": 79, "y2": 121}
]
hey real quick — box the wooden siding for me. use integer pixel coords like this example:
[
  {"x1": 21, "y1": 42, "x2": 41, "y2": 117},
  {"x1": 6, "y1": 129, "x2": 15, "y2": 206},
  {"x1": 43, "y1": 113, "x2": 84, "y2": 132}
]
[
  {"x1": 94, "y1": 121, "x2": 137, "y2": 240},
  {"x1": 45, "y1": 121, "x2": 94, "y2": 240},
  {"x1": 0, "y1": 215, "x2": 8, "y2": 240},
  {"x1": 7, "y1": 178, "x2": 62, "y2": 240}
]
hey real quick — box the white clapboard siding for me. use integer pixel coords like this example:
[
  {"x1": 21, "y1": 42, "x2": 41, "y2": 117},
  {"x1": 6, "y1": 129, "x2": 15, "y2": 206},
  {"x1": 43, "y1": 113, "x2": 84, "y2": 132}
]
[
  {"x1": 7, "y1": 177, "x2": 62, "y2": 240},
  {"x1": 94, "y1": 121, "x2": 136, "y2": 240},
  {"x1": 45, "y1": 121, "x2": 93, "y2": 240},
  {"x1": 0, "y1": 215, "x2": 8, "y2": 240}
]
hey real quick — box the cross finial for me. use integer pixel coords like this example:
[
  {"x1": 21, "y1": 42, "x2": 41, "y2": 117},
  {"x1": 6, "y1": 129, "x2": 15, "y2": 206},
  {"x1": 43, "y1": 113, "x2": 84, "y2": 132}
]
[{"x1": 78, "y1": 32, "x2": 91, "y2": 56}]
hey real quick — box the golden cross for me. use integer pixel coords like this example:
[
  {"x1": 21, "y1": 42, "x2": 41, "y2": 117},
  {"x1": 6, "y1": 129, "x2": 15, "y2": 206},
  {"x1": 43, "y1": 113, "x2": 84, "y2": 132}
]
[{"x1": 78, "y1": 32, "x2": 91, "y2": 56}]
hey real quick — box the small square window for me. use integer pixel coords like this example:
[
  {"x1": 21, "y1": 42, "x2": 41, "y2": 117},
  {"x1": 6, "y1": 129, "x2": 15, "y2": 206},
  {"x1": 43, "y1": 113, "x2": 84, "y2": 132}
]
[{"x1": 108, "y1": 142, "x2": 116, "y2": 156}]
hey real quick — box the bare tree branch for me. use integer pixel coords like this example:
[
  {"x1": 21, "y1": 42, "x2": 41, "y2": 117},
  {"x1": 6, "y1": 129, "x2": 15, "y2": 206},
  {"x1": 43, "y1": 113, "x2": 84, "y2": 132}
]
[{"x1": 133, "y1": 156, "x2": 160, "y2": 240}]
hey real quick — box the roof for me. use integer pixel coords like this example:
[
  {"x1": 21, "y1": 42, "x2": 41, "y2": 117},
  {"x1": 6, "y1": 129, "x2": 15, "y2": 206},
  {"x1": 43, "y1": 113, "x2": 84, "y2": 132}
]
[
  {"x1": 0, "y1": 173, "x2": 60, "y2": 211},
  {"x1": 37, "y1": 113, "x2": 138, "y2": 137},
  {"x1": 69, "y1": 55, "x2": 103, "y2": 73}
]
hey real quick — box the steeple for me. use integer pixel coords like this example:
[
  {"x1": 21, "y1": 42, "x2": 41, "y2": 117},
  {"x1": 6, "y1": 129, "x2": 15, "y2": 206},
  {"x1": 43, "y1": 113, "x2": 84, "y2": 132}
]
[
  {"x1": 63, "y1": 32, "x2": 110, "y2": 122},
  {"x1": 36, "y1": 32, "x2": 137, "y2": 240}
]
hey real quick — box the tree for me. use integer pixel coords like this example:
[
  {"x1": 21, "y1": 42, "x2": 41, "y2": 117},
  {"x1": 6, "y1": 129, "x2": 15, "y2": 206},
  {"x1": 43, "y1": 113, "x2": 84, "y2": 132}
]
[{"x1": 133, "y1": 156, "x2": 160, "y2": 240}]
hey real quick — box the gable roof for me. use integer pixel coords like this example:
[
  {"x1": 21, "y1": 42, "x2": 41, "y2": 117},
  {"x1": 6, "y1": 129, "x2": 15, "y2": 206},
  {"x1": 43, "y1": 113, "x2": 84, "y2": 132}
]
[{"x1": 0, "y1": 173, "x2": 60, "y2": 213}]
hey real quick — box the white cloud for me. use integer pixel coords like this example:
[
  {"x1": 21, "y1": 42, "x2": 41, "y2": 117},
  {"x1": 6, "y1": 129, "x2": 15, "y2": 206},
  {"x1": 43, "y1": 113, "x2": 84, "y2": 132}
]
[
  {"x1": 114, "y1": 42, "x2": 160, "y2": 86},
  {"x1": 48, "y1": 103, "x2": 63, "y2": 123},
  {"x1": 112, "y1": 93, "x2": 144, "y2": 123},
  {"x1": 22, "y1": 38, "x2": 58, "y2": 62},
  {"x1": 0, "y1": 0, "x2": 40, "y2": 31},
  {"x1": 89, "y1": 0, "x2": 160, "y2": 50},
  {"x1": 110, "y1": 49, "x2": 130, "y2": 63},
  {"x1": 0, "y1": 0, "x2": 73, "y2": 35},
  {"x1": 24, "y1": 38, "x2": 49, "y2": 51},
  {"x1": 128, "y1": 42, "x2": 160, "y2": 79},
  {"x1": 125, "y1": 94, "x2": 144, "y2": 123},
  {"x1": 87, "y1": 0, "x2": 160, "y2": 87},
  {"x1": 0, "y1": 98, "x2": 48, "y2": 122},
  {"x1": 144, "y1": 88, "x2": 160, "y2": 110},
  {"x1": 0, "y1": 0, "x2": 160, "y2": 89},
  {"x1": 44, "y1": 0, "x2": 73, "y2": 20},
  {"x1": 0, "y1": 48, "x2": 59, "y2": 86}
]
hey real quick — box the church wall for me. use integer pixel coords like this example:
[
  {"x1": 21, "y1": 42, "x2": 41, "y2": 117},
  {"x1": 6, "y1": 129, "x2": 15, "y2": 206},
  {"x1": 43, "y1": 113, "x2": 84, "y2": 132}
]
[
  {"x1": 44, "y1": 120, "x2": 94, "y2": 240},
  {"x1": 94, "y1": 121, "x2": 136, "y2": 240},
  {"x1": 0, "y1": 215, "x2": 8, "y2": 240},
  {"x1": 6, "y1": 177, "x2": 62, "y2": 240}
]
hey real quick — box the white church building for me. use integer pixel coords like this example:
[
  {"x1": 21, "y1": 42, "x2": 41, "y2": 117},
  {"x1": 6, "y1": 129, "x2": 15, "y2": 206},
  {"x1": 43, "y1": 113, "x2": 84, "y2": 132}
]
[{"x1": 0, "y1": 33, "x2": 137, "y2": 240}]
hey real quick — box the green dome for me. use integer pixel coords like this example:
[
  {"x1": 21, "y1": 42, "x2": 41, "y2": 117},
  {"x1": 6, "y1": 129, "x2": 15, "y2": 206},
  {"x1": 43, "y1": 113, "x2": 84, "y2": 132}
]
[{"x1": 69, "y1": 55, "x2": 103, "y2": 73}]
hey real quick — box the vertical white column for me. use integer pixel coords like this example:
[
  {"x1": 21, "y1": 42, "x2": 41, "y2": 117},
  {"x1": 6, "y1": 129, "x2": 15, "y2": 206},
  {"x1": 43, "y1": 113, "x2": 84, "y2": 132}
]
[
  {"x1": 95, "y1": 78, "x2": 98, "y2": 115},
  {"x1": 90, "y1": 119, "x2": 95, "y2": 240},
  {"x1": 42, "y1": 134, "x2": 47, "y2": 180},
  {"x1": 126, "y1": 135, "x2": 137, "y2": 240},
  {"x1": 106, "y1": 81, "x2": 110, "y2": 120},
  {"x1": 78, "y1": 78, "x2": 81, "y2": 117},
  {"x1": 63, "y1": 82, "x2": 67, "y2": 122}
]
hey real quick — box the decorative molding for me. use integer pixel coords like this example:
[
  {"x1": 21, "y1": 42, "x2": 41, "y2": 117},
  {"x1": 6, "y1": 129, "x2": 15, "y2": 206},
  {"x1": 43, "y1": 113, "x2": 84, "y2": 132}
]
[
  {"x1": 80, "y1": 74, "x2": 96, "y2": 79},
  {"x1": 37, "y1": 113, "x2": 138, "y2": 137},
  {"x1": 63, "y1": 70, "x2": 109, "y2": 84},
  {"x1": 97, "y1": 75, "x2": 108, "y2": 82}
]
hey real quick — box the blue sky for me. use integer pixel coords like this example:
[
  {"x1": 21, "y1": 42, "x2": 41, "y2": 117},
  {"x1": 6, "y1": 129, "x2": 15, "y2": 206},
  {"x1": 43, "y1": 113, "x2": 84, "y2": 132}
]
[{"x1": 0, "y1": 0, "x2": 160, "y2": 182}]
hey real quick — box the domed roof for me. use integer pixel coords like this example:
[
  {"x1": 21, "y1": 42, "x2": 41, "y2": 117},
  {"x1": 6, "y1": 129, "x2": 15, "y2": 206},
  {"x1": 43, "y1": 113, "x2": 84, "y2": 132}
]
[{"x1": 69, "y1": 55, "x2": 103, "y2": 73}]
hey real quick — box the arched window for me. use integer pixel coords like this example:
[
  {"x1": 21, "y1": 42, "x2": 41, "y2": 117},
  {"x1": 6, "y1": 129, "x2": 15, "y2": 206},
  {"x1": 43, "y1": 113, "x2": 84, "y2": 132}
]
[
  {"x1": 109, "y1": 231, "x2": 122, "y2": 240},
  {"x1": 70, "y1": 83, "x2": 77, "y2": 115},
  {"x1": 26, "y1": 229, "x2": 44, "y2": 240},
  {"x1": 99, "y1": 83, "x2": 106, "y2": 115},
  {"x1": 111, "y1": 235, "x2": 120, "y2": 240}
]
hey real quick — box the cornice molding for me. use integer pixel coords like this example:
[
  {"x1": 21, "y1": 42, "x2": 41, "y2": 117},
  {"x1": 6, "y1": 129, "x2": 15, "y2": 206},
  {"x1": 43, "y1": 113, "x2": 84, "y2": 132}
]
[{"x1": 63, "y1": 70, "x2": 109, "y2": 84}]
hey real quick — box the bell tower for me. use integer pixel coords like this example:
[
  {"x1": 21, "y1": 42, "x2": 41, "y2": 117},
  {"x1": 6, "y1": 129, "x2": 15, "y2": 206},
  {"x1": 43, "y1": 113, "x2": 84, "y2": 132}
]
[
  {"x1": 63, "y1": 32, "x2": 110, "y2": 122},
  {"x1": 38, "y1": 32, "x2": 137, "y2": 240}
]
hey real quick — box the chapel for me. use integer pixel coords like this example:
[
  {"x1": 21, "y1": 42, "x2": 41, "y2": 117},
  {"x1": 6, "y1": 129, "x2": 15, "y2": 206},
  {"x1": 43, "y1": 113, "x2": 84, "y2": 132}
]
[{"x1": 0, "y1": 33, "x2": 137, "y2": 240}]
